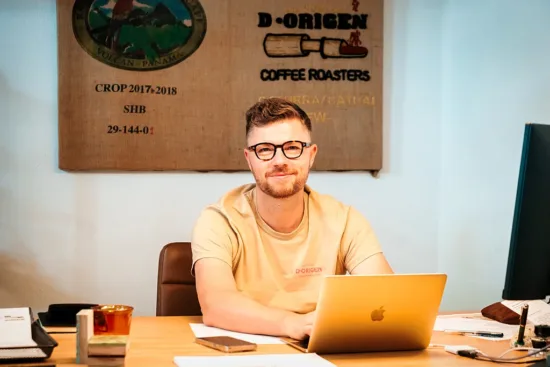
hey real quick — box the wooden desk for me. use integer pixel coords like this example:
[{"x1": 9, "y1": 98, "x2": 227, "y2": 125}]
[{"x1": 10, "y1": 316, "x2": 544, "y2": 367}]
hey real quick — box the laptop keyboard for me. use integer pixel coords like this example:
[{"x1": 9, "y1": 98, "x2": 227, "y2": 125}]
[{"x1": 296, "y1": 337, "x2": 309, "y2": 349}]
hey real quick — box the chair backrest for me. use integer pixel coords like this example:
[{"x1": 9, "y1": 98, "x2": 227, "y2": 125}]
[{"x1": 156, "y1": 242, "x2": 202, "y2": 316}]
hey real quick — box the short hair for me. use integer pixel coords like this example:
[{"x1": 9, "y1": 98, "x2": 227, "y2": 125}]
[{"x1": 245, "y1": 97, "x2": 312, "y2": 137}]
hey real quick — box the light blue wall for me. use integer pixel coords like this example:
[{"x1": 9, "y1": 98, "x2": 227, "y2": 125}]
[
  {"x1": 0, "y1": 0, "x2": 547, "y2": 315},
  {"x1": 438, "y1": 0, "x2": 550, "y2": 309}
]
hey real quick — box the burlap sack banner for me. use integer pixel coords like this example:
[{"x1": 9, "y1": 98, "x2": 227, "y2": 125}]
[{"x1": 57, "y1": 0, "x2": 383, "y2": 172}]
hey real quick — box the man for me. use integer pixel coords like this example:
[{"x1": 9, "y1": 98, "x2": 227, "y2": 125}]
[{"x1": 191, "y1": 97, "x2": 393, "y2": 341}]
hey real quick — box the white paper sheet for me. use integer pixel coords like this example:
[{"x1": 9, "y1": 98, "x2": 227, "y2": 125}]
[
  {"x1": 189, "y1": 323, "x2": 285, "y2": 345},
  {"x1": 0, "y1": 348, "x2": 47, "y2": 359},
  {"x1": 501, "y1": 300, "x2": 550, "y2": 325},
  {"x1": 0, "y1": 308, "x2": 42, "y2": 359},
  {"x1": 433, "y1": 316, "x2": 519, "y2": 340},
  {"x1": 174, "y1": 353, "x2": 336, "y2": 367},
  {"x1": 0, "y1": 308, "x2": 37, "y2": 348}
]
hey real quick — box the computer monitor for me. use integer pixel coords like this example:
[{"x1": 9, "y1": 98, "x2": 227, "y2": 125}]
[{"x1": 502, "y1": 123, "x2": 550, "y2": 301}]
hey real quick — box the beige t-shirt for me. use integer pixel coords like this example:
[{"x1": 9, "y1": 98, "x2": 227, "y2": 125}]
[{"x1": 191, "y1": 184, "x2": 383, "y2": 314}]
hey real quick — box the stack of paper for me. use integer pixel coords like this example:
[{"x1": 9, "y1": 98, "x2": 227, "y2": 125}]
[
  {"x1": 501, "y1": 300, "x2": 550, "y2": 325},
  {"x1": 0, "y1": 308, "x2": 37, "y2": 348},
  {"x1": 174, "y1": 353, "x2": 336, "y2": 367},
  {"x1": 433, "y1": 315, "x2": 519, "y2": 340},
  {"x1": 0, "y1": 308, "x2": 46, "y2": 359}
]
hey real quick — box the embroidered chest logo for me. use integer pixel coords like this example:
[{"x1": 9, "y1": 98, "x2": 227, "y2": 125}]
[{"x1": 295, "y1": 266, "x2": 324, "y2": 276}]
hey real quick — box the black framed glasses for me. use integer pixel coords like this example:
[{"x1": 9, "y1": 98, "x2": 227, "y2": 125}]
[{"x1": 247, "y1": 140, "x2": 312, "y2": 161}]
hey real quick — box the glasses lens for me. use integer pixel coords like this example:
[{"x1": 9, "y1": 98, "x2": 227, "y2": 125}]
[
  {"x1": 283, "y1": 141, "x2": 303, "y2": 159},
  {"x1": 255, "y1": 143, "x2": 275, "y2": 160}
]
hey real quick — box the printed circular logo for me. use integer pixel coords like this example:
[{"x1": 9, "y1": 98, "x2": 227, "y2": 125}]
[{"x1": 72, "y1": 0, "x2": 207, "y2": 71}]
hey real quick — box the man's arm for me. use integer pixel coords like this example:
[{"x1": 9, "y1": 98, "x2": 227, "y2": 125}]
[
  {"x1": 191, "y1": 208, "x2": 313, "y2": 340},
  {"x1": 342, "y1": 206, "x2": 394, "y2": 275},
  {"x1": 350, "y1": 253, "x2": 394, "y2": 275},
  {"x1": 195, "y1": 258, "x2": 312, "y2": 339}
]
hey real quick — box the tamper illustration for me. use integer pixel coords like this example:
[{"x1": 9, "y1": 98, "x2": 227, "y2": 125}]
[{"x1": 263, "y1": 33, "x2": 368, "y2": 59}]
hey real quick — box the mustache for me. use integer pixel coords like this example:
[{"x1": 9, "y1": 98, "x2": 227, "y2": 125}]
[{"x1": 266, "y1": 166, "x2": 297, "y2": 177}]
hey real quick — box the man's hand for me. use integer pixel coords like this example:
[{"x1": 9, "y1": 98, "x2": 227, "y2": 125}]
[
  {"x1": 282, "y1": 311, "x2": 316, "y2": 340},
  {"x1": 196, "y1": 258, "x2": 312, "y2": 338}
]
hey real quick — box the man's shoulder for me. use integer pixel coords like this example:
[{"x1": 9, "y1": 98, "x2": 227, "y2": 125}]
[
  {"x1": 201, "y1": 183, "x2": 256, "y2": 219},
  {"x1": 306, "y1": 186, "x2": 371, "y2": 229},
  {"x1": 306, "y1": 185, "x2": 351, "y2": 215},
  {"x1": 192, "y1": 184, "x2": 256, "y2": 243}
]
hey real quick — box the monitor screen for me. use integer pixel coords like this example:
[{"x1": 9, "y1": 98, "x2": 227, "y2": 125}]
[{"x1": 502, "y1": 123, "x2": 550, "y2": 301}]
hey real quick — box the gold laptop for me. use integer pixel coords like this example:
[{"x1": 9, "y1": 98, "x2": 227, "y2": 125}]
[{"x1": 282, "y1": 273, "x2": 447, "y2": 354}]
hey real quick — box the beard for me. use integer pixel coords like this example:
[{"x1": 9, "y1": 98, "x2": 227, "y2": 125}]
[{"x1": 252, "y1": 165, "x2": 308, "y2": 199}]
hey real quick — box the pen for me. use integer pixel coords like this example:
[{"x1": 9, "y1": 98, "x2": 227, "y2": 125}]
[
  {"x1": 444, "y1": 330, "x2": 504, "y2": 338},
  {"x1": 517, "y1": 304, "x2": 529, "y2": 345}
]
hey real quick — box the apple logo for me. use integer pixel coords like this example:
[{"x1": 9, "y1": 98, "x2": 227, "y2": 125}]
[{"x1": 371, "y1": 306, "x2": 385, "y2": 321}]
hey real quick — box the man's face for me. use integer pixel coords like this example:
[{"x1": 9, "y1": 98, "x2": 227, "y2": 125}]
[{"x1": 244, "y1": 119, "x2": 317, "y2": 199}]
